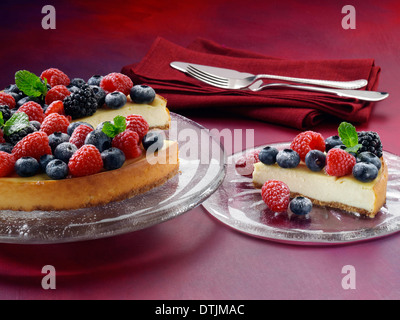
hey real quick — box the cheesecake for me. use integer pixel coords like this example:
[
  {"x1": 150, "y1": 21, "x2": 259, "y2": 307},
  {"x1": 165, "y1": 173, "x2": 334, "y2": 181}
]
[{"x1": 253, "y1": 158, "x2": 388, "y2": 217}]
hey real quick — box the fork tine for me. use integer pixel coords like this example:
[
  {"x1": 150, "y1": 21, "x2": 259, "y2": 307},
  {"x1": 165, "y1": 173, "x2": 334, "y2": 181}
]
[
  {"x1": 186, "y1": 66, "x2": 229, "y2": 88},
  {"x1": 187, "y1": 65, "x2": 229, "y2": 83},
  {"x1": 187, "y1": 65, "x2": 228, "y2": 85}
]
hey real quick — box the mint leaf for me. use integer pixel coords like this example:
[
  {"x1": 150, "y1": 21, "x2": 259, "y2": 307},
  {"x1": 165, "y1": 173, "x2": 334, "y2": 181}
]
[
  {"x1": 15, "y1": 70, "x2": 47, "y2": 98},
  {"x1": 0, "y1": 112, "x2": 3, "y2": 128},
  {"x1": 102, "y1": 116, "x2": 126, "y2": 138},
  {"x1": 338, "y1": 122, "x2": 361, "y2": 154},
  {"x1": 3, "y1": 112, "x2": 30, "y2": 136}
]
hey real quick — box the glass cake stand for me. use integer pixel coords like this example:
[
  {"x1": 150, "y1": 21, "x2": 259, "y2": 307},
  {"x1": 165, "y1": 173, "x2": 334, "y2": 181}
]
[
  {"x1": 0, "y1": 113, "x2": 227, "y2": 244},
  {"x1": 202, "y1": 143, "x2": 400, "y2": 245}
]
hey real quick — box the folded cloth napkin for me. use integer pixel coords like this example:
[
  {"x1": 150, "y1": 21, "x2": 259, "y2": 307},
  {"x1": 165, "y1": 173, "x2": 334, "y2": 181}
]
[{"x1": 121, "y1": 37, "x2": 381, "y2": 130}]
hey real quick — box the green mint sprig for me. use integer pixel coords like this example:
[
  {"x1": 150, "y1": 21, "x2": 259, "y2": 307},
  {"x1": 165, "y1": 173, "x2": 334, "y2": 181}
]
[
  {"x1": 15, "y1": 70, "x2": 48, "y2": 98},
  {"x1": 338, "y1": 122, "x2": 361, "y2": 154},
  {"x1": 102, "y1": 115, "x2": 126, "y2": 138},
  {"x1": 2, "y1": 112, "x2": 30, "y2": 136}
]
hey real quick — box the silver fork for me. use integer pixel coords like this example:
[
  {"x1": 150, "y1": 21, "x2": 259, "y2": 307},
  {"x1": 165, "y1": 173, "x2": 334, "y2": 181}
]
[{"x1": 186, "y1": 65, "x2": 389, "y2": 102}]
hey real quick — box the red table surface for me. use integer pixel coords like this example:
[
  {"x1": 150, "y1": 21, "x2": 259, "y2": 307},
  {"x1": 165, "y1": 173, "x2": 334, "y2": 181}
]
[{"x1": 0, "y1": 0, "x2": 400, "y2": 300}]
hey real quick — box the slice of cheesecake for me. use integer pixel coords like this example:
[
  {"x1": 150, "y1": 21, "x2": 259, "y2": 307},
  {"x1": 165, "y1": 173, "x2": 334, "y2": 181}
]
[{"x1": 253, "y1": 159, "x2": 388, "y2": 218}]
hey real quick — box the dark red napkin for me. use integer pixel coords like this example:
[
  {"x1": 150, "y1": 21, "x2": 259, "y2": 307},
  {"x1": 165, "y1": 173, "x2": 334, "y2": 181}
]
[{"x1": 121, "y1": 37, "x2": 381, "y2": 130}]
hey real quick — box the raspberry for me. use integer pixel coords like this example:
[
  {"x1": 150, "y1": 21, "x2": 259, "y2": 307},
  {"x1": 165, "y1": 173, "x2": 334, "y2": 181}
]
[
  {"x1": 325, "y1": 148, "x2": 356, "y2": 177},
  {"x1": 125, "y1": 114, "x2": 149, "y2": 141},
  {"x1": 0, "y1": 92, "x2": 16, "y2": 109},
  {"x1": 12, "y1": 131, "x2": 52, "y2": 161},
  {"x1": 100, "y1": 72, "x2": 133, "y2": 95},
  {"x1": 45, "y1": 100, "x2": 65, "y2": 116},
  {"x1": 261, "y1": 180, "x2": 291, "y2": 213},
  {"x1": 45, "y1": 85, "x2": 71, "y2": 105},
  {"x1": 68, "y1": 145, "x2": 103, "y2": 177},
  {"x1": 40, "y1": 113, "x2": 70, "y2": 136},
  {"x1": 0, "y1": 151, "x2": 15, "y2": 177},
  {"x1": 290, "y1": 131, "x2": 325, "y2": 161},
  {"x1": 40, "y1": 68, "x2": 70, "y2": 87},
  {"x1": 69, "y1": 124, "x2": 93, "y2": 148},
  {"x1": 17, "y1": 101, "x2": 45, "y2": 123},
  {"x1": 112, "y1": 130, "x2": 142, "y2": 159},
  {"x1": 235, "y1": 149, "x2": 260, "y2": 176}
]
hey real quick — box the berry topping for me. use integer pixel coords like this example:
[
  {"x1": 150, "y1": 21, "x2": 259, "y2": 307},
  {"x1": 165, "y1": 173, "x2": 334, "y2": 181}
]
[
  {"x1": 39, "y1": 154, "x2": 55, "y2": 171},
  {"x1": 142, "y1": 131, "x2": 165, "y2": 153},
  {"x1": 258, "y1": 146, "x2": 279, "y2": 165},
  {"x1": 325, "y1": 135, "x2": 343, "y2": 152},
  {"x1": 67, "y1": 121, "x2": 93, "y2": 136},
  {"x1": 129, "y1": 85, "x2": 156, "y2": 104},
  {"x1": 54, "y1": 142, "x2": 78, "y2": 163},
  {"x1": 235, "y1": 149, "x2": 260, "y2": 176},
  {"x1": 0, "y1": 105, "x2": 12, "y2": 122},
  {"x1": 90, "y1": 85, "x2": 106, "y2": 107},
  {"x1": 69, "y1": 124, "x2": 94, "y2": 149},
  {"x1": 63, "y1": 84, "x2": 98, "y2": 119},
  {"x1": 305, "y1": 149, "x2": 326, "y2": 172},
  {"x1": 101, "y1": 147, "x2": 126, "y2": 171},
  {"x1": 45, "y1": 100, "x2": 65, "y2": 116},
  {"x1": 261, "y1": 180, "x2": 290, "y2": 213},
  {"x1": 325, "y1": 148, "x2": 356, "y2": 177},
  {"x1": 289, "y1": 197, "x2": 313, "y2": 215},
  {"x1": 45, "y1": 85, "x2": 71, "y2": 105},
  {"x1": 40, "y1": 68, "x2": 70, "y2": 87},
  {"x1": 68, "y1": 144, "x2": 103, "y2": 177},
  {"x1": 14, "y1": 156, "x2": 40, "y2": 177},
  {"x1": 84, "y1": 129, "x2": 112, "y2": 152},
  {"x1": 87, "y1": 75, "x2": 103, "y2": 86},
  {"x1": 40, "y1": 113, "x2": 70, "y2": 136},
  {"x1": 105, "y1": 91, "x2": 127, "y2": 109},
  {"x1": 12, "y1": 131, "x2": 52, "y2": 160},
  {"x1": 276, "y1": 149, "x2": 300, "y2": 168},
  {"x1": 0, "y1": 143, "x2": 14, "y2": 153},
  {"x1": 100, "y1": 72, "x2": 133, "y2": 95},
  {"x1": 352, "y1": 162, "x2": 379, "y2": 182},
  {"x1": 45, "y1": 159, "x2": 69, "y2": 180},
  {"x1": 0, "y1": 151, "x2": 16, "y2": 177},
  {"x1": 48, "y1": 132, "x2": 70, "y2": 152},
  {"x1": 357, "y1": 131, "x2": 383, "y2": 158},
  {"x1": 356, "y1": 151, "x2": 381, "y2": 170},
  {"x1": 112, "y1": 130, "x2": 142, "y2": 159},
  {"x1": 0, "y1": 92, "x2": 16, "y2": 109},
  {"x1": 125, "y1": 114, "x2": 149, "y2": 141},
  {"x1": 290, "y1": 131, "x2": 325, "y2": 161},
  {"x1": 70, "y1": 78, "x2": 86, "y2": 88},
  {"x1": 16, "y1": 101, "x2": 45, "y2": 123}
]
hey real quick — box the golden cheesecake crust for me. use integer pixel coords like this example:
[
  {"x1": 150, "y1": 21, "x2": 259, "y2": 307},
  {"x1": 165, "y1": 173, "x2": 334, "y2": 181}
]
[
  {"x1": 0, "y1": 141, "x2": 179, "y2": 211},
  {"x1": 253, "y1": 158, "x2": 388, "y2": 218}
]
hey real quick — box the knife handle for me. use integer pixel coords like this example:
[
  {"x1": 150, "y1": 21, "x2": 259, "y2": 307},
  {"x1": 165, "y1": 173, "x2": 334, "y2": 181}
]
[{"x1": 254, "y1": 74, "x2": 368, "y2": 90}]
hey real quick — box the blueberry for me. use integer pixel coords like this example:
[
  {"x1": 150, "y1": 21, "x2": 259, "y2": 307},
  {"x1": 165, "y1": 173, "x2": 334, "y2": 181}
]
[
  {"x1": 8, "y1": 92, "x2": 24, "y2": 104},
  {"x1": 48, "y1": 132, "x2": 70, "y2": 152},
  {"x1": 305, "y1": 150, "x2": 326, "y2": 172},
  {"x1": 39, "y1": 154, "x2": 55, "y2": 171},
  {"x1": 87, "y1": 75, "x2": 103, "y2": 86},
  {"x1": 84, "y1": 129, "x2": 112, "y2": 152},
  {"x1": 54, "y1": 142, "x2": 78, "y2": 163},
  {"x1": 30, "y1": 120, "x2": 41, "y2": 131},
  {"x1": 289, "y1": 197, "x2": 313, "y2": 215},
  {"x1": 4, "y1": 84, "x2": 20, "y2": 94},
  {"x1": 276, "y1": 149, "x2": 300, "y2": 168},
  {"x1": 258, "y1": 146, "x2": 279, "y2": 165},
  {"x1": 96, "y1": 121, "x2": 112, "y2": 131},
  {"x1": 356, "y1": 151, "x2": 381, "y2": 170},
  {"x1": 16, "y1": 96, "x2": 43, "y2": 108},
  {"x1": 45, "y1": 159, "x2": 69, "y2": 180},
  {"x1": 101, "y1": 147, "x2": 126, "y2": 170},
  {"x1": 325, "y1": 135, "x2": 343, "y2": 152},
  {"x1": 105, "y1": 91, "x2": 127, "y2": 109},
  {"x1": 70, "y1": 78, "x2": 86, "y2": 88},
  {"x1": 0, "y1": 143, "x2": 14, "y2": 153},
  {"x1": 67, "y1": 121, "x2": 94, "y2": 136},
  {"x1": 90, "y1": 85, "x2": 106, "y2": 108},
  {"x1": 142, "y1": 131, "x2": 165, "y2": 153},
  {"x1": 66, "y1": 85, "x2": 80, "y2": 94},
  {"x1": 353, "y1": 162, "x2": 379, "y2": 182},
  {"x1": 14, "y1": 156, "x2": 39, "y2": 177},
  {"x1": 130, "y1": 85, "x2": 156, "y2": 104}
]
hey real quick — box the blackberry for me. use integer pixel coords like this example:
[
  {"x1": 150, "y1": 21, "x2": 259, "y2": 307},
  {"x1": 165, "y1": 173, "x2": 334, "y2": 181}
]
[
  {"x1": 5, "y1": 124, "x2": 37, "y2": 145},
  {"x1": 0, "y1": 105, "x2": 12, "y2": 122},
  {"x1": 358, "y1": 131, "x2": 383, "y2": 158},
  {"x1": 63, "y1": 84, "x2": 98, "y2": 119}
]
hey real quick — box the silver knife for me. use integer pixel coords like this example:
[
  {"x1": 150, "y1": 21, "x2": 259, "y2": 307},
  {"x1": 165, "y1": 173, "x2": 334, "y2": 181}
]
[{"x1": 170, "y1": 61, "x2": 368, "y2": 90}]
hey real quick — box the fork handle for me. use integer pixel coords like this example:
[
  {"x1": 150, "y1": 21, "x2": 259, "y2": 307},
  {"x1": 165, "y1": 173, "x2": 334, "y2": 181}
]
[
  {"x1": 253, "y1": 83, "x2": 388, "y2": 102},
  {"x1": 253, "y1": 74, "x2": 368, "y2": 90}
]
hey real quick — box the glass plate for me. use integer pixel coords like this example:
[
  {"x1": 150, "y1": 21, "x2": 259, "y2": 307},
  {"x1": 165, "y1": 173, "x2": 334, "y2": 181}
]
[
  {"x1": 202, "y1": 143, "x2": 400, "y2": 245},
  {"x1": 0, "y1": 113, "x2": 226, "y2": 244}
]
